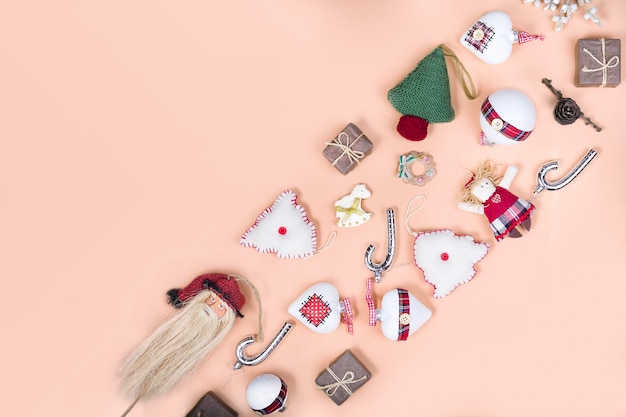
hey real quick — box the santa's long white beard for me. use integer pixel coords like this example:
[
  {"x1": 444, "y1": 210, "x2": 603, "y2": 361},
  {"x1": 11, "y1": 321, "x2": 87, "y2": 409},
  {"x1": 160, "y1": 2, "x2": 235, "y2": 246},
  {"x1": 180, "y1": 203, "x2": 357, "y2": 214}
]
[{"x1": 119, "y1": 290, "x2": 236, "y2": 400}]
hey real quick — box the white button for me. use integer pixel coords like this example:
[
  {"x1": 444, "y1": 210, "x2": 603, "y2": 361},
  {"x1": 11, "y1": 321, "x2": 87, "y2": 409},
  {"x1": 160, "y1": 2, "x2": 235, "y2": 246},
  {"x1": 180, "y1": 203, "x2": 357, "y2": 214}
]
[
  {"x1": 491, "y1": 118, "x2": 504, "y2": 130},
  {"x1": 399, "y1": 313, "x2": 410, "y2": 325},
  {"x1": 472, "y1": 29, "x2": 485, "y2": 41}
]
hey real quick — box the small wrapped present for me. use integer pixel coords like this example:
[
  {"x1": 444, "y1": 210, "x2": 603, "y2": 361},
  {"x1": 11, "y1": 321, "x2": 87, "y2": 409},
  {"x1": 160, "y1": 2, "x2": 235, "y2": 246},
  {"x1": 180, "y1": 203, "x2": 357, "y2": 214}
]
[
  {"x1": 315, "y1": 349, "x2": 371, "y2": 405},
  {"x1": 185, "y1": 391, "x2": 238, "y2": 417},
  {"x1": 322, "y1": 123, "x2": 373, "y2": 175},
  {"x1": 575, "y1": 38, "x2": 621, "y2": 87}
]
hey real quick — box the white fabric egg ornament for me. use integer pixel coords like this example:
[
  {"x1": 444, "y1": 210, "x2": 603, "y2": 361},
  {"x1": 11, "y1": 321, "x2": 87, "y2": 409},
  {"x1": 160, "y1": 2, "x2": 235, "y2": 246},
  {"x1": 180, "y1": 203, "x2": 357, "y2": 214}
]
[
  {"x1": 460, "y1": 10, "x2": 544, "y2": 65},
  {"x1": 365, "y1": 279, "x2": 432, "y2": 342},
  {"x1": 479, "y1": 88, "x2": 536, "y2": 146},
  {"x1": 246, "y1": 373, "x2": 288, "y2": 415}
]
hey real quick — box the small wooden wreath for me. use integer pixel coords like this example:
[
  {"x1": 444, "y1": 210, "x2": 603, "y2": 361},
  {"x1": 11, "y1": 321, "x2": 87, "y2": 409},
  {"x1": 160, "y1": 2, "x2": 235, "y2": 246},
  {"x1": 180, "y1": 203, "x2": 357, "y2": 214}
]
[{"x1": 397, "y1": 151, "x2": 436, "y2": 186}]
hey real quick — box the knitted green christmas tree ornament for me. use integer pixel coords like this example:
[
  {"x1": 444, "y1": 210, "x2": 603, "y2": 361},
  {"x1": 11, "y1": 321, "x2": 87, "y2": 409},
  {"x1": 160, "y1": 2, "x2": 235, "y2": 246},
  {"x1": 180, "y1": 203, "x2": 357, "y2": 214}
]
[{"x1": 388, "y1": 44, "x2": 475, "y2": 141}]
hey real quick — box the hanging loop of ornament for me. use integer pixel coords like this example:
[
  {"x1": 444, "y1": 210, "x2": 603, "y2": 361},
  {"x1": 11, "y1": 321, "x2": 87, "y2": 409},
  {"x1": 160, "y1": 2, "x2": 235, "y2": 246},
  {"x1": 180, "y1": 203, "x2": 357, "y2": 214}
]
[
  {"x1": 233, "y1": 321, "x2": 294, "y2": 370},
  {"x1": 364, "y1": 209, "x2": 396, "y2": 283}
]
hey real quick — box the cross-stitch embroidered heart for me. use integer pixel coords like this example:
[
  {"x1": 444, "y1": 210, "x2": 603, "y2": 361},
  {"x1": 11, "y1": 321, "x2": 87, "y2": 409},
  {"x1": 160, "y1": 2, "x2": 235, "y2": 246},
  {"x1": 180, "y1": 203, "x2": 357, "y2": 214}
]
[
  {"x1": 288, "y1": 282, "x2": 353, "y2": 334},
  {"x1": 413, "y1": 230, "x2": 489, "y2": 298},
  {"x1": 460, "y1": 10, "x2": 544, "y2": 65},
  {"x1": 240, "y1": 190, "x2": 317, "y2": 259}
]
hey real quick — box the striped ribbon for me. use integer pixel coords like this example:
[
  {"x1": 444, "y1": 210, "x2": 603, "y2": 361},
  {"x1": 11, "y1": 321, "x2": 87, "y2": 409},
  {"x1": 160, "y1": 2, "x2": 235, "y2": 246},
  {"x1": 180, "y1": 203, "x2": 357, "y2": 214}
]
[
  {"x1": 481, "y1": 97, "x2": 532, "y2": 142},
  {"x1": 397, "y1": 289, "x2": 411, "y2": 341}
]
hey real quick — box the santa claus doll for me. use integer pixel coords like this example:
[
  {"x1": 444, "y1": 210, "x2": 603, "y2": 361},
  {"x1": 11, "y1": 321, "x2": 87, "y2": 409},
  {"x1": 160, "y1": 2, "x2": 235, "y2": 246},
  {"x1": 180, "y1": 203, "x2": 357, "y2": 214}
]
[{"x1": 118, "y1": 273, "x2": 245, "y2": 416}]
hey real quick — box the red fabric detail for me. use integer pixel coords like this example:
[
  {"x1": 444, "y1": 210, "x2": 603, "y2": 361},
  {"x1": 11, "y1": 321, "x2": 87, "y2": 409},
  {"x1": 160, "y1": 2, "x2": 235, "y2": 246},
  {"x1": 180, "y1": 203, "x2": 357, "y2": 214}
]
[
  {"x1": 299, "y1": 294, "x2": 331, "y2": 327},
  {"x1": 481, "y1": 97, "x2": 532, "y2": 142},
  {"x1": 366, "y1": 278, "x2": 377, "y2": 326},
  {"x1": 341, "y1": 298, "x2": 354, "y2": 335},
  {"x1": 256, "y1": 379, "x2": 288, "y2": 415},
  {"x1": 278, "y1": 226, "x2": 287, "y2": 235},
  {"x1": 441, "y1": 253, "x2": 449, "y2": 261},
  {"x1": 397, "y1": 115, "x2": 429, "y2": 141},
  {"x1": 176, "y1": 273, "x2": 246, "y2": 314},
  {"x1": 517, "y1": 31, "x2": 544, "y2": 44},
  {"x1": 397, "y1": 289, "x2": 410, "y2": 341},
  {"x1": 483, "y1": 188, "x2": 523, "y2": 223}
]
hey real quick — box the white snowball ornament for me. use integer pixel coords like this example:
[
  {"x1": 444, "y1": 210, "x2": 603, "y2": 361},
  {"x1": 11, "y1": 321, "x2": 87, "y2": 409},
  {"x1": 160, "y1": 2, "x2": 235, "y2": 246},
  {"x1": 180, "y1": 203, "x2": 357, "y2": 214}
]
[
  {"x1": 365, "y1": 279, "x2": 432, "y2": 342},
  {"x1": 460, "y1": 10, "x2": 544, "y2": 65},
  {"x1": 288, "y1": 282, "x2": 353, "y2": 334},
  {"x1": 479, "y1": 88, "x2": 536, "y2": 146},
  {"x1": 246, "y1": 373, "x2": 288, "y2": 415}
]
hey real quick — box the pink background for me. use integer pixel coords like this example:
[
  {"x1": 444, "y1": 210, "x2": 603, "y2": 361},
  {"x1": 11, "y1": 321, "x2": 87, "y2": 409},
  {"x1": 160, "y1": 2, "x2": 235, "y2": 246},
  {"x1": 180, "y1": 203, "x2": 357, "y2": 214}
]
[{"x1": 1, "y1": 1, "x2": 625, "y2": 416}]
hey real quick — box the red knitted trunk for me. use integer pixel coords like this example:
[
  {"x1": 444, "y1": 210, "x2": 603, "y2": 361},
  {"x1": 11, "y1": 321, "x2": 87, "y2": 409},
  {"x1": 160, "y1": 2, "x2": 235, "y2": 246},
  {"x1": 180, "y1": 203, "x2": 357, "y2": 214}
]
[{"x1": 397, "y1": 115, "x2": 429, "y2": 141}]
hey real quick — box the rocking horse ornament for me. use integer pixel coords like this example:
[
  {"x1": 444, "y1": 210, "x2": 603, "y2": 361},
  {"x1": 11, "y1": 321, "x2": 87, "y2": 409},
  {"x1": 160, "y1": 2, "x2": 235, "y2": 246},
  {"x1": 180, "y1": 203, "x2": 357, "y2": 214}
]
[{"x1": 334, "y1": 184, "x2": 373, "y2": 228}]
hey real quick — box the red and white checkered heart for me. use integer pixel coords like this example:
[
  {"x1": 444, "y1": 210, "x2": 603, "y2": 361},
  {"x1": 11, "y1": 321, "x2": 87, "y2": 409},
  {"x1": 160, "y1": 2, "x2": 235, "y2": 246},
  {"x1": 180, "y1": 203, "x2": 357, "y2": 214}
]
[{"x1": 288, "y1": 282, "x2": 342, "y2": 334}]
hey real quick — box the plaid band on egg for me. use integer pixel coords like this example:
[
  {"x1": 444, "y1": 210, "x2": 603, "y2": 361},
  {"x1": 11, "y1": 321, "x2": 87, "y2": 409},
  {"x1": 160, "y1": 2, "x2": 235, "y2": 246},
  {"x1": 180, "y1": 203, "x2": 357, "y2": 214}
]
[
  {"x1": 397, "y1": 289, "x2": 410, "y2": 341},
  {"x1": 255, "y1": 379, "x2": 288, "y2": 415},
  {"x1": 481, "y1": 98, "x2": 533, "y2": 142},
  {"x1": 464, "y1": 21, "x2": 495, "y2": 53}
]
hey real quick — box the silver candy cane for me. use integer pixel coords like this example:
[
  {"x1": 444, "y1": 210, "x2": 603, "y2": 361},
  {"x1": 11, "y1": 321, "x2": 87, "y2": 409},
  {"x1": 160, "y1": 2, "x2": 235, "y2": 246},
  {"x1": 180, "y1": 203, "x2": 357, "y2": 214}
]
[
  {"x1": 364, "y1": 208, "x2": 396, "y2": 283},
  {"x1": 233, "y1": 321, "x2": 293, "y2": 370},
  {"x1": 533, "y1": 149, "x2": 598, "y2": 195}
]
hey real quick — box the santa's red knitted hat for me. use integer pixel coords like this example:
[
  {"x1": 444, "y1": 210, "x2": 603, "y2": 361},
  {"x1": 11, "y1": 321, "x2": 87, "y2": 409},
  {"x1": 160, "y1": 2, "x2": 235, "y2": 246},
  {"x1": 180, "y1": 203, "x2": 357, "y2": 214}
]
[{"x1": 167, "y1": 273, "x2": 245, "y2": 317}]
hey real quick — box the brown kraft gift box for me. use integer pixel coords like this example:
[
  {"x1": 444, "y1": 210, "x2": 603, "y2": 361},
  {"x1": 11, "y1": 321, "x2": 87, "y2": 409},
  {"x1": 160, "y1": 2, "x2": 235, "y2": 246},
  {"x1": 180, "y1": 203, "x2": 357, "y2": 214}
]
[
  {"x1": 185, "y1": 391, "x2": 238, "y2": 417},
  {"x1": 322, "y1": 123, "x2": 373, "y2": 175},
  {"x1": 315, "y1": 349, "x2": 371, "y2": 405},
  {"x1": 575, "y1": 38, "x2": 621, "y2": 87}
]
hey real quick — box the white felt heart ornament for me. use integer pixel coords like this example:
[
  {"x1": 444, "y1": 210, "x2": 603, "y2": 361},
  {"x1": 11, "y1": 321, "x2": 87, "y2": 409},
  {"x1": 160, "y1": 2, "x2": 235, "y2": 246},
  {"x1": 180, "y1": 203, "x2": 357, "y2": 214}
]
[
  {"x1": 288, "y1": 282, "x2": 353, "y2": 334},
  {"x1": 240, "y1": 190, "x2": 317, "y2": 259},
  {"x1": 414, "y1": 230, "x2": 489, "y2": 298},
  {"x1": 460, "y1": 10, "x2": 543, "y2": 65}
]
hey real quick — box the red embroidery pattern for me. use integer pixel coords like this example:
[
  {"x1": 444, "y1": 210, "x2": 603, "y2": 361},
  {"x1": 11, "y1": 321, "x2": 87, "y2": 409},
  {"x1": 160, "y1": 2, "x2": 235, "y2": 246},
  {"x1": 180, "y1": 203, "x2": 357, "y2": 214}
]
[{"x1": 299, "y1": 294, "x2": 331, "y2": 327}]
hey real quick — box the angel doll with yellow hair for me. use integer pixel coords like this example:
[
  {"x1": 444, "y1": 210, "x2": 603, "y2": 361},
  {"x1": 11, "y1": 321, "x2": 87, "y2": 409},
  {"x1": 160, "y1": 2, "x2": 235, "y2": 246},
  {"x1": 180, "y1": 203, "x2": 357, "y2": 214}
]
[{"x1": 458, "y1": 161, "x2": 534, "y2": 241}]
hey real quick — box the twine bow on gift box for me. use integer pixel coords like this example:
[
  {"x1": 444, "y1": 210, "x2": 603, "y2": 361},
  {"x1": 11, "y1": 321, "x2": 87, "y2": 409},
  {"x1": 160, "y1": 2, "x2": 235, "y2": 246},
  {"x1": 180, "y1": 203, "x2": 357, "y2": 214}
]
[
  {"x1": 325, "y1": 132, "x2": 365, "y2": 167},
  {"x1": 316, "y1": 368, "x2": 367, "y2": 396},
  {"x1": 581, "y1": 38, "x2": 620, "y2": 88}
]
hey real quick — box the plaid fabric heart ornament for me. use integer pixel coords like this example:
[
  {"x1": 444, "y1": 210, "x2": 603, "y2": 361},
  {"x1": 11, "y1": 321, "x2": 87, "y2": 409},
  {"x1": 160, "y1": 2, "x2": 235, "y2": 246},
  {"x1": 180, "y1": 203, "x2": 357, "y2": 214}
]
[{"x1": 460, "y1": 10, "x2": 544, "y2": 65}]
